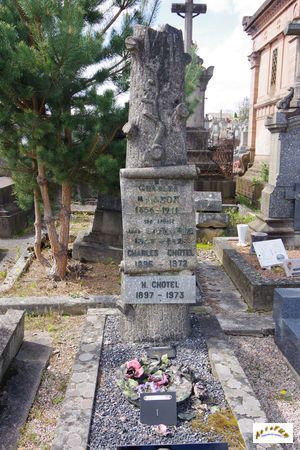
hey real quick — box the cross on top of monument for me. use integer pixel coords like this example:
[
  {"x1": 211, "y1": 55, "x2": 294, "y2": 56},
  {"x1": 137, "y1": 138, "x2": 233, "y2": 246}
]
[{"x1": 172, "y1": 0, "x2": 207, "y2": 53}]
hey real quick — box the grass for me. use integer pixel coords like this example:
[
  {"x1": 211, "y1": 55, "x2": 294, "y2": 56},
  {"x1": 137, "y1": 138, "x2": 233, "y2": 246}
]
[
  {"x1": 191, "y1": 408, "x2": 246, "y2": 449},
  {"x1": 18, "y1": 313, "x2": 84, "y2": 449},
  {"x1": 196, "y1": 242, "x2": 214, "y2": 250}
]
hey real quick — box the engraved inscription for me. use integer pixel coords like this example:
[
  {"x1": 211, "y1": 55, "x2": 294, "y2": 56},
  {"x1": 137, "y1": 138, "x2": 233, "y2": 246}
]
[
  {"x1": 123, "y1": 275, "x2": 196, "y2": 304},
  {"x1": 121, "y1": 178, "x2": 196, "y2": 274}
]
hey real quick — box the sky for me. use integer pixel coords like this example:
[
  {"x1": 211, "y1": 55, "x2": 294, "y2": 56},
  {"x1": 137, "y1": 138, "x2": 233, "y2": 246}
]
[{"x1": 155, "y1": 0, "x2": 264, "y2": 114}]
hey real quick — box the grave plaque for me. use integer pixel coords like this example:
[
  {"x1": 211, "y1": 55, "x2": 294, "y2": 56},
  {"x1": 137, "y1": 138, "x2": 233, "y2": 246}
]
[
  {"x1": 140, "y1": 392, "x2": 177, "y2": 425},
  {"x1": 120, "y1": 25, "x2": 196, "y2": 342},
  {"x1": 121, "y1": 175, "x2": 197, "y2": 274},
  {"x1": 123, "y1": 275, "x2": 195, "y2": 304},
  {"x1": 253, "y1": 239, "x2": 288, "y2": 268}
]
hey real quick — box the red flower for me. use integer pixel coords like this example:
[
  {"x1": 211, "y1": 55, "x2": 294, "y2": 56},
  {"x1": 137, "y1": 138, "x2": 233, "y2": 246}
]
[{"x1": 125, "y1": 359, "x2": 144, "y2": 379}]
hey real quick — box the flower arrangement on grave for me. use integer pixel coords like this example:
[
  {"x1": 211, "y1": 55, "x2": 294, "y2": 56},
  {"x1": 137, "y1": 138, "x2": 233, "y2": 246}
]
[{"x1": 116, "y1": 355, "x2": 194, "y2": 405}]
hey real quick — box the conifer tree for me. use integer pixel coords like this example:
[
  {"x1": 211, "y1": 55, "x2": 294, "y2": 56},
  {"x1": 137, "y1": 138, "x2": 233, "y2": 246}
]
[{"x1": 0, "y1": 0, "x2": 160, "y2": 279}]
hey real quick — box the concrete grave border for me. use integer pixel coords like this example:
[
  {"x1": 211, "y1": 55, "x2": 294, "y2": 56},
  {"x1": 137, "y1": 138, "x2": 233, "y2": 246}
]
[
  {"x1": 0, "y1": 294, "x2": 118, "y2": 315},
  {"x1": 214, "y1": 237, "x2": 300, "y2": 310},
  {"x1": 202, "y1": 315, "x2": 281, "y2": 450},
  {"x1": 52, "y1": 308, "x2": 118, "y2": 450},
  {"x1": 51, "y1": 308, "x2": 279, "y2": 450},
  {"x1": 0, "y1": 247, "x2": 35, "y2": 294}
]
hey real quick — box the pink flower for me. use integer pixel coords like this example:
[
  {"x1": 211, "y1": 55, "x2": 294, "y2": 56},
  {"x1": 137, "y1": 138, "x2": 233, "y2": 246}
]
[
  {"x1": 156, "y1": 373, "x2": 169, "y2": 387},
  {"x1": 125, "y1": 359, "x2": 144, "y2": 379},
  {"x1": 153, "y1": 424, "x2": 168, "y2": 435}
]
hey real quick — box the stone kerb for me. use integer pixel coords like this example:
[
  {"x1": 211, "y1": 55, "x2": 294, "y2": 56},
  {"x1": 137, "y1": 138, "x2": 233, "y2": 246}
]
[
  {"x1": 52, "y1": 309, "x2": 106, "y2": 450},
  {"x1": 214, "y1": 237, "x2": 300, "y2": 310}
]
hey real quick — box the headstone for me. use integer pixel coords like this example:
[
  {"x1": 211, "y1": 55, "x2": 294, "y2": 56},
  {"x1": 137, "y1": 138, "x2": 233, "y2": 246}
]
[
  {"x1": 273, "y1": 288, "x2": 300, "y2": 375},
  {"x1": 0, "y1": 177, "x2": 29, "y2": 238},
  {"x1": 120, "y1": 25, "x2": 196, "y2": 343},
  {"x1": 194, "y1": 192, "x2": 222, "y2": 212},
  {"x1": 234, "y1": 124, "x2": 248, "y2": 160},
  {"x1": 72, "y1": 193, "x2": 123, "y2": 262},
  {"x1": 194, "y1": 192, "x2": 228, "y2": 242}
]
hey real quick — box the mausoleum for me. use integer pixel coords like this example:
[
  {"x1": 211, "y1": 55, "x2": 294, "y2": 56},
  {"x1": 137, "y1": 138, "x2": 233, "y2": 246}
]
[{"x1": 237, "y1": 0, "x2": 300, "y2": 202}]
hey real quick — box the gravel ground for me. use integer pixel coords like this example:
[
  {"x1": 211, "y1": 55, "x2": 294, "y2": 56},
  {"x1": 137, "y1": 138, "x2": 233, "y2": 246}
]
[
  {"x1": 229, "y1": 335, "x2": 300, "y2": 448},
  {"x1": 89, "y1": 315, "x2": 229, "y2": 450}
]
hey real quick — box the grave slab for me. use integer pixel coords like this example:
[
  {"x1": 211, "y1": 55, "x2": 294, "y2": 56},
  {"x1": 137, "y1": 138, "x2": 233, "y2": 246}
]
[
  {"x1": 214, "y1": 237, "x2": 300, "y2": 310},
  {"x1": 0, "y1": 332, "x2": 52, "y2": 449},
  {"x1": 0, "y1": 309, "x2": 24, "y2": 383},
  {"x1": 202, "y1": 315, "x2": 278, "y2": 450}
]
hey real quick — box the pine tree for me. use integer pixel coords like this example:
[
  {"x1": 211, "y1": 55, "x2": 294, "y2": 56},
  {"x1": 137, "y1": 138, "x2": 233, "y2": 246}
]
[{"x1": 0, "y1": 0, "x2": 160, "y2": 279}]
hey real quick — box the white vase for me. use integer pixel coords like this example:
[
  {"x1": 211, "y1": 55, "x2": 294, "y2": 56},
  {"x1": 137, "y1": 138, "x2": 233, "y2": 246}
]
[{"x1": 237, "y1": 224, "x2": 248, "y2": 246}]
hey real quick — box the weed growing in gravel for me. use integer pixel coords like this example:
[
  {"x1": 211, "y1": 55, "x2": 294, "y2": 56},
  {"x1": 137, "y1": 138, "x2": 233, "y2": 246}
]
[
  {"x1": 275, "y1": 389, "x2": 294, "y2": 402},
  {"x1": 196, "y1": 242, "x2": 214, "y2": 250},
  {"x1": 191, "y1": 408, "x2": 246, "y2": 449},
  {"x1": 0, "y1": 270, "x2": 7, "y2": 281}
]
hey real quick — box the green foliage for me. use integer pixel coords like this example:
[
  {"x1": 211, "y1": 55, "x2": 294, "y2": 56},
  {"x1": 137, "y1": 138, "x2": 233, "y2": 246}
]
[
  {"x1": 237, "y1": 97, "x2": 249, "y2": 122},
  {"x1": 236, "y1": 194, "x2": 253, "y2": 209},
  {"x1": 227, "y1": 209, "x2": 254, "y2": 226},
  {"x1": 259, "y1": 162, "x2": 269, "y2": 183},
  {"x1": 185, "y1": 44, "x2": 204, "y2": 116},
  {"x1": 251, "y1": 177, "x2": 263, "y2": 188},
  {"x1": 0, "y1": 0, "x2": 160, "y2": 207}
]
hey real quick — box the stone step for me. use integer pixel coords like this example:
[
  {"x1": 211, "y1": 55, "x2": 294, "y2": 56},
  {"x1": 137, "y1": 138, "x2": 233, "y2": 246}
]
[{"x1": 0, "y1": 309, "x2": 25, "y2": 383}]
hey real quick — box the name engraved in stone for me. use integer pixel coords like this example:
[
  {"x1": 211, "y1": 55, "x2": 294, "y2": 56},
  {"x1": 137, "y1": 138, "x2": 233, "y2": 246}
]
[
  {"x1": 121, "y1": 178, "x2": 196, "y2": 273},
  {"x1": 123, "y1": 275, "x2": 196, "y2": 304}
]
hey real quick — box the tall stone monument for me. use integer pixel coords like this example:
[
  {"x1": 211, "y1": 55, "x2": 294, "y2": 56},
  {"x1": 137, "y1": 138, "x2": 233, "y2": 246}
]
[
  {"x1": 250, "y1": 92, "x2": 300, "y2": 247},
  {"x1": 120, "y1": 25, "x2": 197, "y2": 343}
]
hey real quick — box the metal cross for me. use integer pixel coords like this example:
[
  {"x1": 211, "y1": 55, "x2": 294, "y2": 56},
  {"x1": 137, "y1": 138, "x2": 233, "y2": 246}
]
[{"x1": 172, "y1": 0, "x2": 207, "y2": 53}]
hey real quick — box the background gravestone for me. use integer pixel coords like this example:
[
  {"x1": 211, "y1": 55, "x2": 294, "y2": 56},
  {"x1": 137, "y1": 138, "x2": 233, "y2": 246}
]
[
  {"x1": 72, "y1": 193, "x2": 123, "y2": 262},
  {"x1": 120, "y1": 24, "x2": 197, "y2": 343},
  {"x1": 0, "y1": 177, "x2": 28, "y2": 238},
  {"x1": 249, "y1": 108, "x2": 300, "y2": 247}
]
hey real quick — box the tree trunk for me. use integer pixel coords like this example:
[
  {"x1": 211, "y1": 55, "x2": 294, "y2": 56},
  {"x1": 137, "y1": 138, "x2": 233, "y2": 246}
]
[
  {"x1": 33, "y1": 188, "x2": 50, "y2": 268},
  {"x1": 37, "y1": 163, "x2": 67, "y2": 279},
  {"x1": 57, "y1": 182, "x2": 72, "y2": 278}
]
